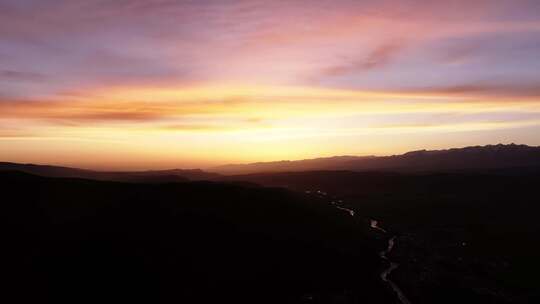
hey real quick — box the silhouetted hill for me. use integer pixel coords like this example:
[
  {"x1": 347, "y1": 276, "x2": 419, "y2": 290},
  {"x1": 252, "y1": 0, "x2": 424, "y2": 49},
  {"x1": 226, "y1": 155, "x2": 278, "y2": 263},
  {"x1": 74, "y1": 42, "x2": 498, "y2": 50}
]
[
  {"x1": 214, "y1": 155, "x2": 375, "y2": 175},
  {"x1": 1, "y1": 171, "x2": 388, "y2": 304},
  {"x1": 0, "y1": 162, "x2": 220, "y2": 182},
  {"x1": 213, "y1": 144, "x2": 540, "y2": 174}
]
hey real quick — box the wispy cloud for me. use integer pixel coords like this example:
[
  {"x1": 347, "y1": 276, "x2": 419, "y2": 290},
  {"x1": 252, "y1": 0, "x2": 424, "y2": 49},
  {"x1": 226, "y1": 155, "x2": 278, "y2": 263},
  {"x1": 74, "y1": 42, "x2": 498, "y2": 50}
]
[
  {"x1": 400, "y1": 82, "x2": 540, "y2": 99},
  {"x1": 321, "y1": 41, "x2": 405, "y2": 77},
  {"x1": 0, "y1": 70, "x2": 45, "y2": 82}
]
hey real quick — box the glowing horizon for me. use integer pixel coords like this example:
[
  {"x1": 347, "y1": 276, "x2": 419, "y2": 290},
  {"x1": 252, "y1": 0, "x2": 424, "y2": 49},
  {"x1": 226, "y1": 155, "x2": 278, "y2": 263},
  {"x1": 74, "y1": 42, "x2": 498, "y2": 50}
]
[{"x1": 1, "y1": 1, "x2": 540, "y2": 169}]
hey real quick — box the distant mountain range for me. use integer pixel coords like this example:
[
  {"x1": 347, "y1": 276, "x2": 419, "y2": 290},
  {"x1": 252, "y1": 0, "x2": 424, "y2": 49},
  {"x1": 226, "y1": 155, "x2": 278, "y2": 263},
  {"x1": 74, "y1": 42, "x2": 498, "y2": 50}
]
[
  {"x1": 2, "y1": 144, "x2": 540, "y2": 180},
  {"x1": 213, "y1": 144, "x2": 540, "y2": 174}
]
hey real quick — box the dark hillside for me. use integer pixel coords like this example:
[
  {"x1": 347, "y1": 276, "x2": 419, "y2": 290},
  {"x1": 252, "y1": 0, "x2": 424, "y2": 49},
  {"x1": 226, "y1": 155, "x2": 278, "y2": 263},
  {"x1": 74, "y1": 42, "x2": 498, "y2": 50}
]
[
  {"x1": 1, "y1": 171, "x2": 388, "y2": 304},
  {"x1": 0, "y1": 162, "x2": 221, "y2": 181}
]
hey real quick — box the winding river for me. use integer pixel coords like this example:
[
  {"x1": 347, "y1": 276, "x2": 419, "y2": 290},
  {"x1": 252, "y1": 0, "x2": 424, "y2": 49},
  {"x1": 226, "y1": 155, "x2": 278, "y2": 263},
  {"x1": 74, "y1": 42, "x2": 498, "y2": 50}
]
[
  {"x1": 331, "y1": 200, "x2": 412, "y2": 304},
  {"x1": 373, "y1": 226, "x2": 411, "y2": 304}
]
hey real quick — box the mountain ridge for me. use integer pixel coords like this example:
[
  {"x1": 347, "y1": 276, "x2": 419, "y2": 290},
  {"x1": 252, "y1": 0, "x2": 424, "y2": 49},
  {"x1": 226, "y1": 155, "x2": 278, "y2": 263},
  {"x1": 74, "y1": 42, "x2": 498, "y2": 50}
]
[
  {"x1": 2, "y1": 143, "x2": 540, "y2": 178},
  {"x1": 212, "y1": 143, "x2": 540, "y2": 174}
]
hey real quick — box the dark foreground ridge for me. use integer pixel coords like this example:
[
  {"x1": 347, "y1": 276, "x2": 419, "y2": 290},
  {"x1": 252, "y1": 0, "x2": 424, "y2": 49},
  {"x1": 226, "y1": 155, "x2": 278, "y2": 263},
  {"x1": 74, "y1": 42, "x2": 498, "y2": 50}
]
[{"x1": 1, "y1": 171, "x2": 392, "y2": 304}]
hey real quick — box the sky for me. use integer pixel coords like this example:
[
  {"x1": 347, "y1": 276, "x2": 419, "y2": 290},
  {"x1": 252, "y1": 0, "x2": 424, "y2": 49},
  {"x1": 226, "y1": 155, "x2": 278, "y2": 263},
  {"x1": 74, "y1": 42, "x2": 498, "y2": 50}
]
[{"x1": 1, "y1": 0, "x2": 540, "y2": 169}]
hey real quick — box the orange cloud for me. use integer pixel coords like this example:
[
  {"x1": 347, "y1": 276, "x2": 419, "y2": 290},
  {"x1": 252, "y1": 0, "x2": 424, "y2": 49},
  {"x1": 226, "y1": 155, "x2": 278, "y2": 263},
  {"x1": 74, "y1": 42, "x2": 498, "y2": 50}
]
[
  {"x1": 0, "y1": 96, "x2": 253, "y2": 124},
  {"x1": 1, "y1": 83, "x2": 540, "y2": 128}
]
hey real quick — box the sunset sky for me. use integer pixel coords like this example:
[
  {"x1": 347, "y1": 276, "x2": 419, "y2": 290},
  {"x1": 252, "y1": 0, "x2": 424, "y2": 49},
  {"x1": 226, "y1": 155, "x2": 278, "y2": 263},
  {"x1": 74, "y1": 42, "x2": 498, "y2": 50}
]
[{"x1": 1, "y1": 0, "x2": 540, "y2": 169}]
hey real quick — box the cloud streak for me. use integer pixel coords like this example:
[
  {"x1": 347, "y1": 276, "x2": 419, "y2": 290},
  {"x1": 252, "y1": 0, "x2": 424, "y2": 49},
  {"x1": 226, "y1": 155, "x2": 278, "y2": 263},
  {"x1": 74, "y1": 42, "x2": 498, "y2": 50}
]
[
  {"x1": 321, "y1": 41, "x2": 405, "y2": 77},
  {"x1": 0, "y1": 70, "x2": 45, "y2": 81},
  {"x1": 399, "y1": 83, "x2": 540, "y2": 99}
]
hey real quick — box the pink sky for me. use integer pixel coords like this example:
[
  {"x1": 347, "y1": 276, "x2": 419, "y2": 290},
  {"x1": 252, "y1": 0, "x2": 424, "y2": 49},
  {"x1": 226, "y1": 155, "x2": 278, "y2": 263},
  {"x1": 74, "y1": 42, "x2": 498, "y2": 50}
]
[{"x1": 1, "y1": 0, "x2": 540, "y2": 169}]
